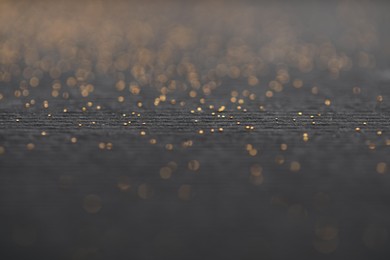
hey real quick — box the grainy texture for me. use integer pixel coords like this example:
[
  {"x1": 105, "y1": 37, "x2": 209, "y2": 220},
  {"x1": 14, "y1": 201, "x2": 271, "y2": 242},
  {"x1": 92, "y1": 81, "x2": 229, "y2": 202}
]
[
  {"x1": 0, "y1": 1, "x2": 390, "y2": 259},
  {"x1": 1, "y1": 94, "x2": 390, "y2": 259}
]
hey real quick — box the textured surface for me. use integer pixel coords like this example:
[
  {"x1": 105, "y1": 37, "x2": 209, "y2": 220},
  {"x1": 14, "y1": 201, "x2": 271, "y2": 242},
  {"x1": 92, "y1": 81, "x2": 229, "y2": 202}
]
[
  {"x1": 1, "y1": 88, "x2": 390, "y2": 259},
  {"x1": 1, "y1": 0, "x2": 390, "y2": 259}
]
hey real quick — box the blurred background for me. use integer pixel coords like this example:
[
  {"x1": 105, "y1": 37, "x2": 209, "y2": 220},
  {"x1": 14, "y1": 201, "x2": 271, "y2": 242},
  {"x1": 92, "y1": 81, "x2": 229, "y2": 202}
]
[{"x1": 0, "y1": 0, "x2": 390, "y2": 259}]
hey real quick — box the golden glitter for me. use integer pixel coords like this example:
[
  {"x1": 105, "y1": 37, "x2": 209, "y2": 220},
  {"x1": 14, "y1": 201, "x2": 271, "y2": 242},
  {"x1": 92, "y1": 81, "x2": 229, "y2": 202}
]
[
  {"x1": 231, "y1": 91, "x2": 239, "y2": 97},
  {"x1": 248, "y1": 75, "x2": 259, "y2": 86},
  {"x1": 0, "y1": 146, "x2": 5, "y2": 155},
  {"x1": 311, "y1": 86, "x2": 319, "y2": 95},
  {"x1": 182, "y1": 140, "x2": 193, "y2": 148},
  {"x1": 250, "y1": 164, "x2": 263, "y2": 177},
  {"x1": 138, "y1": 183, "x2": 153, "y2": 199},
  {"x1": 106, "y1": 143, "x2": 113, "y2": 150},
  {"x1": 246, "y1": 144, "x2": 253, "y2": 151},
  {"x1": 41, "y1": 131, "x2": 47, "y2": 136},
  {"x1": 149, "y1": 138, "x2": 157, "y2": 144},
  {"x1": 353, "y1": 87, "x2": 361, "y2": 94},
  {"x1": 43, "y1": 100, "x2": 49, "y2": 108},
  {"x1": 265, "y1": 90, "x2": 273, "y2": 98},
  {"x1": 376, "y1": 95, "x2": 383, "y2": 102},
  {"x1": 52, "y1": 90, "x2": 59, "y2": 97},
  {"x1": 98, "y1": 142, "x2": 106, "y2": 149},
  {"x1": 386, "y1": 139, "x2": 390, "y2": 146},
  {"x1": 117, "y1": 96, "x2": 125, "y2": 102},
  {"x1": 324, "y1": 99, "x2": 331, "y2": 106},
  {"x1": 280, "y1": 143, "x2": 288, "y2": 151},
  {"x1": 22, "y1": 90, "x2": 29, "y2": 97},
  {"x1": 160, "y1": 95, "x2": 167, "y2": 102},
  {"x1": 275, "y1": 155, "x2": 285, "y2": 165},
  {"x1": 165, "y1": 143, "x2": 173, "y2": 150},
  {"x1": 210, "y1": 128, "x2": 215, "y2": 133},
  {"x1": 188, "y1": 160, "x2": 200, "y2": 171},
  {"x1": 293, "y1": 79, "x2": 303, "y2": 88},
  {"x1": 298, "y1": 112, "x2": 303, "y2": 116},
  {"x1": 178, "y1": 185, "x2": 192, "y2": 201},
  {"x1": 290, "y1": 161, "x2": 301, "y2": 172},
  {"x1": 70, "y1": 137, "x2": 77, "y2": 143},
  {"x1": 29, "y1": 77, "x2": 39, "y2": 87},
  {"x1": 81, "y1": 107, "x2": 87, "y2": 112},
  {"x1": 115, "y1": 80, "x2": 126, "y2": 91},
  {"x1": 117, "y1": 176, "x2": 131, "y2": 192},
  {"x1": 218, "y1": 106, "x2": 226, "y2": 112},
  {"x1": 66, "y1": 77, "x2": 77, "y2": 87},
  {"x1": 63, "y1": 92, "x2": 70, "y2": 99},
  {"x1": 303, "y1": 133, "x2": 309, "y2": 142},
  {"x1": 140, "y1": 131, "x2": 146, "y2": 136},
  {"x1": 26, "y1": 143, "x2": 35, "y2": 150},
  {"x1": 160, "y1": 166, "x2": 172, "y2": 179},
  {"x1": 83, "y1": 194, "x2": 102, "y2": 214},
  {"x1": 355, "y1": 127, "x2": 361, "y2": 132},
  {"x1": 87, "y1": 102, "x2": 93, "y2": 107},
  {"x1": 198, "y1": 130, "x2": 204, "y2": 135},
  {"x1": 166, "y1": 162, "x2": 177, "y2": 172},
  {"x1": 377, "y1": 131, "x2": 382, "y2": 136},
  {"x1": 218, "y1": 127, "x2": 224, "y2": 132},
  {"x1": 250, "y1": 174, "x2": 264, "y2": 186},
  {"x1": 96, "y1": 105, "x2": 101, "y2": 110},
  {"x1": 63, "y1": 108, "x2": 68, "y2": 113},
  {"x1": 189, "y1": 90, "x2": 198, "y2": 98},
  {"x1": 249, "y1": 149, "x2": 258, "y2": 156},
  {"x1": 368, "y1": 143, "x2": 376, "y2": 150},
  {"x1": 129, "y1": 84, "x2": 140, "y2": 95},
  {"x1": 376, "y1": 162, "x2": 387, "y2": 174}
]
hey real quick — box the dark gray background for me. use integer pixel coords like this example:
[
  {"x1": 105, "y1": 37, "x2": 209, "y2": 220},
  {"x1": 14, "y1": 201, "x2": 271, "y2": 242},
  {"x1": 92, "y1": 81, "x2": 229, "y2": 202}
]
[{"x1": 0, "y1": 0, "x2": 390, "y2": 259}]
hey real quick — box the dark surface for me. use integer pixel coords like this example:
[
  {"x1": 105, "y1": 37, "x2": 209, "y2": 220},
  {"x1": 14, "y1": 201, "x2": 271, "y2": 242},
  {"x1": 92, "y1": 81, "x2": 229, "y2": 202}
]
[
  {"x1": 1, "y1": 80, "x2": 390, "y2": 259},
  {"x1": 1, "y1": 0, "x2": 390, "y2": 259}
]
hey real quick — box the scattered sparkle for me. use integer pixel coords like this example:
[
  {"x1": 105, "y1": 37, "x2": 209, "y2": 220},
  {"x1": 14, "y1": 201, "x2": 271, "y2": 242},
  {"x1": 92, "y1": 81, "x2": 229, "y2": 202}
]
[
  {"x1": 376, "y1": 162, "x2": 387, "y2": 174},
  {"x1": 188, "y1": 160, "x2": 200, "y2": 171}
]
